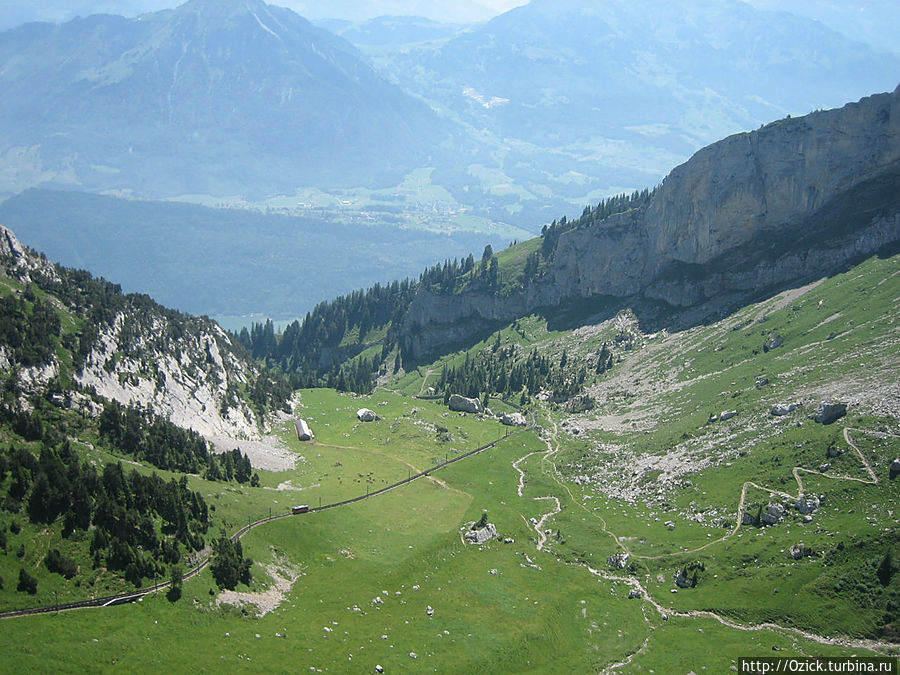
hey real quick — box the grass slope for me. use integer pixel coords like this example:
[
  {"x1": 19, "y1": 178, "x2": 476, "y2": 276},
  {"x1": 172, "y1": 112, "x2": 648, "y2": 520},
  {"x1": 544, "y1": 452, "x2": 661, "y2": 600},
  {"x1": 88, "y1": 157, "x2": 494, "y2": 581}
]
[{"x1": 2, "y1": 253, "x2": 899, "y2": 672}]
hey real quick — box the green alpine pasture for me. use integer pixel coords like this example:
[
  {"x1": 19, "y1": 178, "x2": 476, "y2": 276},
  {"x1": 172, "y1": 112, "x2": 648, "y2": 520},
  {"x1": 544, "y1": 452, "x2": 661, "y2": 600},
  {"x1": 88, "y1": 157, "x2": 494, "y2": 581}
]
[{"x1": 2, "y1": 253, "x2": 899, "y2": 672}]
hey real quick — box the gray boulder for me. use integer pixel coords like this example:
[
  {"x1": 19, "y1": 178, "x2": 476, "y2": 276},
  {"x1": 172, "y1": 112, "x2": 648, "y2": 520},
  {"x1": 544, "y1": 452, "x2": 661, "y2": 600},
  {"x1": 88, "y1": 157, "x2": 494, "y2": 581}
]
[
  {"x1": 813, "y1": 402, "x2": 847, "y2": 425},
  {"x1": 761, "y1": 502, "x2": 785, "y2": 526},
  {"x1": 464, "y1": 523, "x2": 498, "y2": 545},
  {"x1": 789, "y1": 544, "x2": 814, "y2": 560},
  {"x1": 448, "y1": 394, "x2": 484, "y2": 414},
  {"x1": 357, "y1": 408, "x2": 378, "y2": 422},
  {"x1": 795, "y1": 495, "x2": 820, "y2": 515},
  {"x1": 720, "y1": 410, "x2": 738, "y2": 421},
  {"x1": 771, "y1": 402, "x2": 802, "y2": 417},
  {"x1": 890, "y1": 459, "x2": 900, "y2": 479},
  {"x1": 500, "y1": 412, "x2": 527, "y2": 427},
  {"x1": 607, "y1": 552, "x2": 630, "y2": 569},
  {"x1": 763, "y1": 334, "x2": 784, "y2": 352}
]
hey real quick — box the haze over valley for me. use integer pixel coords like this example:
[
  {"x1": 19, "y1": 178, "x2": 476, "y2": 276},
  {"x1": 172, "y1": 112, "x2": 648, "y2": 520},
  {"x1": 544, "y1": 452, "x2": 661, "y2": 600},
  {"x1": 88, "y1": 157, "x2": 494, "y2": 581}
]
[{"x1": 0, "y1": 0, "x2": 897, "y2": 323}]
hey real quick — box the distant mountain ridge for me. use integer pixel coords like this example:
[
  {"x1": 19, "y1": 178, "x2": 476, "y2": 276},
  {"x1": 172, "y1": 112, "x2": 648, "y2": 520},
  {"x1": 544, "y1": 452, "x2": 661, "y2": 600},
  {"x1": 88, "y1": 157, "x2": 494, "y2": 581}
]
[
  {"x1": 2, "y1": 0, "x2": 899, "y2": 227},
  {"x1": 399, "y1": 87, "x2": 900, "y2": 360},
  {"x1": 383, "y1": 0, "x2": 900, "y2": 221},
  {"x1": 0, "y1": 0, "x2": 454, "y2": 199}
]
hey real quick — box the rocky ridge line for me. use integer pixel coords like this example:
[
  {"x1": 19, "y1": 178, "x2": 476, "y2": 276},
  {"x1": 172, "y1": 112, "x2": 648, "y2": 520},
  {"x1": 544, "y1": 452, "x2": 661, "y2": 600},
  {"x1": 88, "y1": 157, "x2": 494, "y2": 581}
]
[{"x1": 401, "y1": 86, "x2": 900, "y2": 361}]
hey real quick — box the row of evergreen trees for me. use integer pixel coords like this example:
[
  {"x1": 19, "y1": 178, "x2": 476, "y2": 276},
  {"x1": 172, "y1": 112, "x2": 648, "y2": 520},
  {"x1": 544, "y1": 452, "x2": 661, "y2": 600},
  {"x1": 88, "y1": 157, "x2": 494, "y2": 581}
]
[
  {"x1": 436, "y1": 338, "x2": 588, "y2": 402},
  {"x1": 0, "y1": 441, "x2": 209, "y2": 587},
  {"x1": 98, "y1": 400, "x2": 259, "y2": 484},
  {"x1": 234, "y1": 279, "x2": 417, "y2": 384},
  {"x1": 418, "y1": 244, "x2": 500, "y2": 294},
  {"x1": 228, "y1": 191, "x2": 653, "y2": 395},
  {"x1": 231, "y1": 246, "x2": 509, "y2": 395}
]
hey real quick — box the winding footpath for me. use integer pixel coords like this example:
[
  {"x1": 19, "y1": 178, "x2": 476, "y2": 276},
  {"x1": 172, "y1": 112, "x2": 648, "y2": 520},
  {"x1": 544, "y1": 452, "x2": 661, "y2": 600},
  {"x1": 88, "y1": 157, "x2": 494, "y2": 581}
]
[{"x1": 511, "y1": 418, "x2": 900, "y2": 664}]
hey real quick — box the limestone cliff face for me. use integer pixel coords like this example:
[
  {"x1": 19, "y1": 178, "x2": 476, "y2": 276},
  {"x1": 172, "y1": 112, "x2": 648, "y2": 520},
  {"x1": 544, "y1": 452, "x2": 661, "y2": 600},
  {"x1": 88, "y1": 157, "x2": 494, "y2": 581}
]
[
  {"x1": 0, "y1": 225, "x2": 267, "y2": 441},
  {"x1": 403, "y1": 86, "x2": 900, "y2": 360}
]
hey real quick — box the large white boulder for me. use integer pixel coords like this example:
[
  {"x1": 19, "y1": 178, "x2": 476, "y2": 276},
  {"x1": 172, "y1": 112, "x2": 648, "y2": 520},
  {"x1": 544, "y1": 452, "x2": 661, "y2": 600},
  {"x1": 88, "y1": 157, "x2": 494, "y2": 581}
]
[
  {"x1": 357, "y1": 408, "x2": 377, "y2": 422},
  {"x1": 448, "y1": 394, "x2": 484, "y2": 414},
  {"x1": 501, "y1": 412, "x2": 527, "y2": 427}
]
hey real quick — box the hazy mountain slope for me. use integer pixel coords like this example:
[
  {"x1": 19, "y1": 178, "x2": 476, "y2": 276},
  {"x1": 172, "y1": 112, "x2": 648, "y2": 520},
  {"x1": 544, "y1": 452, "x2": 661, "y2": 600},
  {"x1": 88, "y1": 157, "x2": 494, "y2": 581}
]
[
  {"x1": 398, "y1": 0, "x2": 899, "y2": 145},
  {"x1": 384, "y1": 0, "x2": 900, "y2": 220},
  {"x1": 0, "y1": 1, "x2": 174, "y2": 30},
  {"x1": 746, "y1": 0, "x2": 900, "y2": 53},
  {"x1": 0, "y1": 0, "x2": 454, "y2": 200}
]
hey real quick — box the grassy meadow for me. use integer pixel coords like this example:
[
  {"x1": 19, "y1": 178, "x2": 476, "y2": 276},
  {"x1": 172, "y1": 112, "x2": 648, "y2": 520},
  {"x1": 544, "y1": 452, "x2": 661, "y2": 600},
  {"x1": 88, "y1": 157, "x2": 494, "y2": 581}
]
[{"x1": 2, "y1": 253, "x2": 899, "y2": 672}]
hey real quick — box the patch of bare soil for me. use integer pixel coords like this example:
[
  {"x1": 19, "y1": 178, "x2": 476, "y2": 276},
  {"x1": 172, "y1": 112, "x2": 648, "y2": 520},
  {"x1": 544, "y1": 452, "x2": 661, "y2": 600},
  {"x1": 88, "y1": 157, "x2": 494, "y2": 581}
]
[
  {"x1": 208, "y1": 433, "x2": 299, "y2": 471},
  {"x1": 216, "y1": 562, "x2": 302, "y2": 617}
]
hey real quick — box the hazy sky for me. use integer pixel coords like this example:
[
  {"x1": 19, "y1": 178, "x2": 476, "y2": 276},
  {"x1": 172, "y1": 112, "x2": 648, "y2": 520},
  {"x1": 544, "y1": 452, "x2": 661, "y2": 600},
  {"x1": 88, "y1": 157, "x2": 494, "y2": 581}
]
[
  {"x1": 0, "y1": 0, "x2": 532, "y2": 27},
  {"x1": 275, "y1": 0, "x2": 530, "y2": 22},
  {"x1": 1, "y1": 0, "x2": 895, "y2": 51}
]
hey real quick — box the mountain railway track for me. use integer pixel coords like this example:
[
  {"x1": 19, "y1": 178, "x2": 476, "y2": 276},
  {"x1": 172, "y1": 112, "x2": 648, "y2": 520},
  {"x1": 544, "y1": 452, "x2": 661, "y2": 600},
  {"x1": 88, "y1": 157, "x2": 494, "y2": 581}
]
[{"x1": 0, "y1": 431, "x2": 514, "y2": 620}]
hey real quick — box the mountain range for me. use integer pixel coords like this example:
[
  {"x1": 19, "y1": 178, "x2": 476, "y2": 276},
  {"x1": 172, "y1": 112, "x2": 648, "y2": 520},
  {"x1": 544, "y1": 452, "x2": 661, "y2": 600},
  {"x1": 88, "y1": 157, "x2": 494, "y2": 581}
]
[
  {"x1": 384, "y1": 0, "x2": 900, "y2": 219},
  {"x1": 0, "y1": 0, "x2": 454, "y2": 199},
  {"x1": 1, "y1": 0, "x2": 898, "y2": 228},
  {"x1": 398, "y1": 86, "x2": 900, "y2": 361},
  {"x1": 0, "y1": 35, "x2": 899, "y2": 665}
]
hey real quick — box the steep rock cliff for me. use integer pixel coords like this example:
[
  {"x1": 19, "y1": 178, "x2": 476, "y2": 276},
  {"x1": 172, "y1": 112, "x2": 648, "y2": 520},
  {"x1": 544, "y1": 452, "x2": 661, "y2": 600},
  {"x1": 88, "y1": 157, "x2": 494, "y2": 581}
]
[
  {"x1": 0, "y1": 225, "x2": 277, "y2": 442},
  {"x1": 402, "y1": 86, "x2": 900, "y2": 361}
]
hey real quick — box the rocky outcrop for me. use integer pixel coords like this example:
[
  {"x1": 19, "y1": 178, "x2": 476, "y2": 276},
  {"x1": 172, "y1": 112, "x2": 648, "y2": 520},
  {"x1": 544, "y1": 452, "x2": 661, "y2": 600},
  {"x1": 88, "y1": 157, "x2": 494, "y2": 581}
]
[
  {"x1": 813, "y1": 402, "x2": 848, "y2": 425},
  {"x1": 76, "y1": 312, "x2": 262, "y2": 440},
  {"x1": 0, "y1": 225, "x2": 57, "y2": 285},
  {"x1": 501, "y1": 412, "x2": 527, "y2": 427},
  {"x1": 448, "y1": 394, "x2": 484, "y2": 414},
  {"x1": 464, "y1": 523, "x2": 497, "y2": 545},
  {"x1": 0, "y1": 225, "x2": 274, "y2": 445},
  {"x1": 401, "y1": 87, "x2": 900, "y2": 361},
  {"x1": 607, "y1": 552, "x2": 630, "y2": 569}
]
